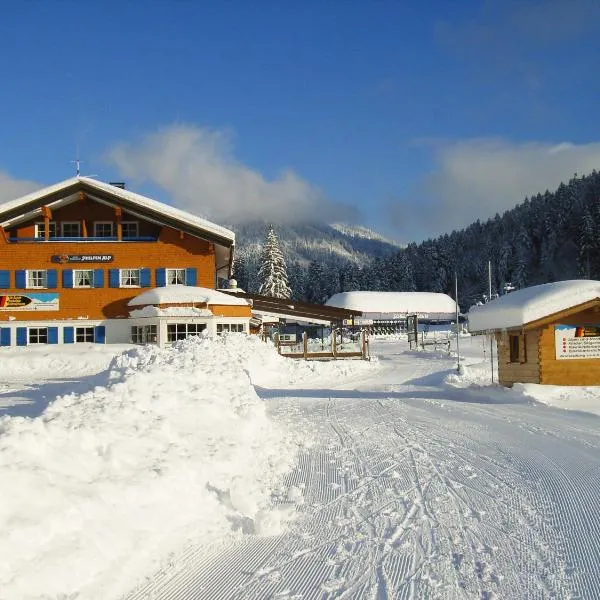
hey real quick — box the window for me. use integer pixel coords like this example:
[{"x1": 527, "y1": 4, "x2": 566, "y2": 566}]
[
  {"x1": 61, "y1": 222, "x2": 81, "y2": 237},
  {"x1": 121, "y1": 221, "x2": 139, "y2": 239},
  {"x1": 217, "y1": 323, "x2": 245, "y2": 334},
  {"x1": 34, "y1": 222, "x2": 57, "y2": 239},
  {"x1": 73, "y1": 269, "x2": 93, "y2": 288},
  {"x1": 509, "y1": 335, "x2": 520, "y2": 363},
  {"x1": 94, "y1": 222, "x2": 114, "y2": 238},
  {"x1": 166, "y1": 268, "x2": 186, "y2": 285},
  {"x1": 131, "y1": 325, "x2": 158, "y2": 344},
  {"x1": 27, "y1": 270, "x2": 47, "y2": 289},
  {"x1": 120, "y1": 268, "x2": 140, "y2": 287},
  {"x1": 75, "y1": 327, "x2": 95, "y2": 342},
  {"x1": 167, "y1": 323, "x2": 206, "y2": 342},
  {"x1": 29, "y1": 328, "x2": 48, "y2": 344}
]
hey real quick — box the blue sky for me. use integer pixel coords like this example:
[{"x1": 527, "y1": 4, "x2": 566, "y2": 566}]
[{"x1": 1, "y1": 0, "x2": 599, "y2": 241}]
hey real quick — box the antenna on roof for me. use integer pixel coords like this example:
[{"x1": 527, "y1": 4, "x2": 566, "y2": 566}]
[{"x1": 70, "y1": 158, "x2": 82, "y2": 177}]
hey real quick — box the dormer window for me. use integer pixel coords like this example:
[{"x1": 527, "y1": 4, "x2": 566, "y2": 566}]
[
  {"x1": 94, "y1": 222, "x2": 114, "y2": 238},
  {"x1": 61, "y1": 222, "x2": 81, "y2": 237}
]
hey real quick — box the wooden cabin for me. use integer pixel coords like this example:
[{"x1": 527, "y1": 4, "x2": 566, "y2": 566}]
[
  {"x1": 0, "y1": 177, "x2": 251, "y2": 347},
  {"x1": 468, "y1": 281, "x2": 600, "y2": 386}
]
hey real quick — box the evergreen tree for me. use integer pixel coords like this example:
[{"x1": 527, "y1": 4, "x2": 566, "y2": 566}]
[{"x1": 258, "y1": 224, "x2": 291, "y2": 298}]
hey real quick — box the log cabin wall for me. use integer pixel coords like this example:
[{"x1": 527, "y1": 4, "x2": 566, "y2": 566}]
[{"x1": 496, "y1": 330, "x2": 541, "y2": 386}]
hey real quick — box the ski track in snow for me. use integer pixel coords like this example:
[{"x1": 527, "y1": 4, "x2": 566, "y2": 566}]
[{"x1": 125, "y1": 344, "x2": 600, "y2": 600}]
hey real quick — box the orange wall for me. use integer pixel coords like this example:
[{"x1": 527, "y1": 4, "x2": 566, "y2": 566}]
[{"x1": 0, "y1": 221, "x2": 218, "y2": 321}]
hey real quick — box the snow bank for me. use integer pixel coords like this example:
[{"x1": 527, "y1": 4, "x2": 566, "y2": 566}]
[
  {"x1": 326, "y1": 290, "x2": 457, "y2": 315},
  {"x1": 514, "y1": 383, "x2": 600, "y2": 417},
  {"x1": 468, "y1": 280, "x2": 600, "y2": 332},
  {"x1": 128, "y1": 285, "x2": 249, "y2": 306},
  {"x1": 0, "y1": 335, "x2": 300, "y2": 600}
]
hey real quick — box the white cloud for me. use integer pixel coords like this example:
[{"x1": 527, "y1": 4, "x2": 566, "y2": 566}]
[
  {"x1": 0, "y1": 171, "x2": 41, "y2": 205},
  {"x1": 388, "y1": 138, "x2": 600, "y2": 240},
  {"x1": 106, "y1": 124, "x2": 358, "y2": 225}
]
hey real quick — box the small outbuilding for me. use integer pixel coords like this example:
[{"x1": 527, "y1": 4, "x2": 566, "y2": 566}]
[{"x1": 468, "y1": 280, "x2": 600, "y2": 386}]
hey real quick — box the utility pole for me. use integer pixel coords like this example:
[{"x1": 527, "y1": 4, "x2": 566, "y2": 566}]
[
  {"x1": 489, "y1": 261, "x2": 494, "y2": 384},
  {"x1": 455, "y1": 272, "x2": 461, "y2": 373}
]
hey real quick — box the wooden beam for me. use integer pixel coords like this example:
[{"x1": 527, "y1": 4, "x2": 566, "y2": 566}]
[
  {"x1": 78, "y1": 191, "x2": 86, "y2": 201},
  {"x1": 115, "y1": 206, "x2": 122, "y2": 241},
  {"x1": 81, "y1": 219, "x2": 87, "y2": 238}
]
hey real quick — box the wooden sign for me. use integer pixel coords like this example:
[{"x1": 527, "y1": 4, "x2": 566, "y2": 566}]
[
  {"x1": 0, "y1": 293, "x2": 59, "y2": 311},
  {"x1": 555, "y1": 324, "x2": 600, "y2": 360},
  {"x1": 51, "y1": 254, "x2": 114, "y2": 264}
]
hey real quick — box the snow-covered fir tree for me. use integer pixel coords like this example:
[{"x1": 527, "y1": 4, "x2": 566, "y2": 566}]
[{"x1": 258, "y1": 224, "x2": 292, "y2": 299}]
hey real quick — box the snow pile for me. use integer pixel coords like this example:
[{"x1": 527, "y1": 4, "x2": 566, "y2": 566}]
[
  {"x1": 129, "y1": 305, "x2": 213, "y2": 317},
  {"x1": 468, "y1": 280, "x2": 600, "y2": 332},
  {"x1": 326, "y1": 290, "x2": 457, "y2": 316},
  {"x1": 0, "y1": 335, "x2": 300, "y2": 600},
  {"x1": 128, "y1": 285, "x2": 249, "y2": 306},
  {"x1": 514, "y1": 383, "x2": 600, "y2": 417}
]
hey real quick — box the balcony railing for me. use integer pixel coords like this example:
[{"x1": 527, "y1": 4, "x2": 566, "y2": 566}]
[{"x1": 8, "y1": 236, "x2": 158, "y2": 243}]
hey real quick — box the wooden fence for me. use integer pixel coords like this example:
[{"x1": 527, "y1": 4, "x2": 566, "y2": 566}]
[{"x1": 274, "y1": 329, "x2": 370, "y2": 360}]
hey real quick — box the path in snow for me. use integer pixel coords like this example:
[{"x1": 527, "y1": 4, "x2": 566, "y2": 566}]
[{"x1": 126, "y1": 340, "x2": 600, "y2": 599}]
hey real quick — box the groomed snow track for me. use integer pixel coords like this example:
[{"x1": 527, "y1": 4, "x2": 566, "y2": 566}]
[{"x1": 125, "y1": 344, "x2": 600, "y2": 600}]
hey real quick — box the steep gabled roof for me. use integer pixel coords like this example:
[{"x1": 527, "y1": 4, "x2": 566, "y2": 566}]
[{"x1": 0, "y1": 176, "x2": 235, "y2": 248}]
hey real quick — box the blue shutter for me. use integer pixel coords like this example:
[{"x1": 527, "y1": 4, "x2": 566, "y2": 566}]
[
  {"x1": 93, "y1": 269, "x2": 104, "y2": 288},
  {"x1": 95, "y1": 325, "x2": 106, "y2": 344},
  {"x1": 48, "y1": 327, "x2": 58, "y2": 344},
  {"x1": 63, "y1": 327, "x2": 74, "y2": 344},
  {"x1": 0, "y1": 328, "x2": 10, "y2": 346},
  {"x1": 109, "y1": 269, "x2": 120, "y2": 288},
  {"x1": 62, "y1": 270, "x2": 74, "y2": 288},
  {"x1": 47, "y1": 269, "x2": 57, "y2": 289},
  {"x1": 185, "y1": 268, "x2": 197, "y2": 286},
  {"x1": 140, "y1": 268, "x2": 151, "y2": 288},
  {"x1": 0, "y1": 271, "x2": 9, "y2": 288},
  {"x1": 16, "y1": 327, "x2": 27, "y2": 346},
  {"x1": 16, "y1": 270, "x2": 26, "y2": 289},
  {"x1": 156, "y1": 268, "x2": 166, "y2": 287}
]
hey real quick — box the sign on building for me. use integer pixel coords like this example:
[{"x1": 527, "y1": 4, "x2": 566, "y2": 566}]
[
  {"x1": 0, "y1": 293, "x2": 59, "y2": 311},
  {"x1": 51, "y1": 254, "x2": 114, "y2": 263},
  {"x1": 407, "y1": 314, "x2": 418, "y2": 349},
  {"x1": 555, "y1": 324, "x2": 600, "y2": 360}
]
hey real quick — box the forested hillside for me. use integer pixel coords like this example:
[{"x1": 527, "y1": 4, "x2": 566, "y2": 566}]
[
  {"x1": 233, "y1": 171, "x2": 600, "y2": 309},
  {"x1": 363, "y1": 171, "x2": 600, "y2": 309}
]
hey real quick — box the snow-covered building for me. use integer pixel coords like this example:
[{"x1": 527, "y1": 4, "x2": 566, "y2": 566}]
[
  {"x1": 326, "y1": 291, "x2": 457, "y2": 333},
  {"x1": 0, "y1": 177, "x2": 251, "y2": 347},
  {"x1": 468, "y1": 280, "x2": 600, "y2": 386}
]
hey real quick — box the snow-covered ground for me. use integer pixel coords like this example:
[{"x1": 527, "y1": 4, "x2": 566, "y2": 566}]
[{"x1": 1, "y1": 335, "x2": 600, "y2": 599}]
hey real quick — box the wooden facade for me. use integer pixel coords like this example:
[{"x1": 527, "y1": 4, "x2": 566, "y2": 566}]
[{"x1": 494, "y1": 300, "x2": 600, "y2": 386}]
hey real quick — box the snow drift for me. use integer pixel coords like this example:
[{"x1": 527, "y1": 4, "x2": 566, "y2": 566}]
[{"x1": 0, "y1": 335, "x2": 300, "y2": 600}]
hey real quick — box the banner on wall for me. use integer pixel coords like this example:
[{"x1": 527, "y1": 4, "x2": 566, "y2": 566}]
[
  {"x1": 555, "y1": 324, "x2": 600, "y2": 360},
  {"x1": 0, "y1": 293, "x2": 59, "y2": 311}
]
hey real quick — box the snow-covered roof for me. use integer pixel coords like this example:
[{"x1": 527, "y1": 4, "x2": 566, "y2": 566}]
[
  {"x1": 326, "y1": 291, "x2": 457, "y2": 316},
  {"x1": 468, "y1": 280, "x2": 600, "y2": 332},
  {"x1": 0, "y1": 176, "x2": 235, "y2": 245},
  {"x1": 128, "y1": 285, "x2": 250, "y2": 307}
]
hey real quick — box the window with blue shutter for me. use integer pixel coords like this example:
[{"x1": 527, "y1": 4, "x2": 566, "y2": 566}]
[
  {"x1": 63, "y1": 327, "x2": 74, "y2": 344},
  {"x1": 48, "y1": 327, "x2": 59, "y2": 344},
  {"x1": 47, "y1": 269, "x2": 57, "y2": 289},
  {"x1": 62, "y1": 270, "x2": 74, "y2": 288},
  {"x1": 16, "y1": 327, "x2": 27, "y2": 346},
  {"x1": 140, "y1": 268, "x2": 151, "y2": 288},
  {"x1": 93, "y1": 269, "x2": 104, "y2": 288},
  {"x1": 95, "y1": 325, "x2": 106, "y2": 344},
  {"x1": 0, "y1": 328, "x2": 10, "y2": 346},
  {"x1": 15, "y1": 270, "x2": 26, "y2": 289},
  {"x1": 155, "y1": 268, "x2": 166, "y2": 287},
  {"x1": 185, "y1": 268, "x2": 197, "y2": 286},
  {"x1": 109, "y1": 269, "x2": 120, "y2": 288},
  {"x1": 0, "y1": 271, "x2": 9, "y2": 289}
]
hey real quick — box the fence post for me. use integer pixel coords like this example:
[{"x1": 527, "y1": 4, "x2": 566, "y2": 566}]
[
  {"x1": 303, "y1": 331, "x2": 308, "y2": 359},
  {"x1": 332, "y1": 329, "x2": 338, "y2": 358},
  {"x1": 274, "y1": 332, "x2": 281, "y2": 354}
]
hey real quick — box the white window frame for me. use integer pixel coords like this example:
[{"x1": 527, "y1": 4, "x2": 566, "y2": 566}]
[
  {"x1": 167, "y1": 323, "x2": 206, "y2": 342},
  {"x1": 121, "y1": 221, "x2": 139, "y2": 239},
  {"x1": 166, "y1": 268, "x2": 186, "y2": 286},
  {"x1": 131, "y1": 324, "x2": 158, "y2": 344},
  {"x1": 61, "y1": 221, "x2": 81, "y2": 237},
  {"x1": 34, "y1": 221, "x2": 57, "y2": 239},
  {"x1": 94, "y1": 221, "x2": 114, "y2": 238},
  {"x1": 75, "y1": 327, "x2": 95, "y2": 343},
  {"x1": 73, "y1": 269, "x2": 93, "y2": 288},
  {"x1": 28, "y1": 327, "x2": 48, "y2": 344},
  {"x1": 26, "y1": 269, "x2": 48, "y2": 289},
  {"x1": 120, "y1": 268, "x2": 141, "y2": 288},
  {"x1": 217, "y1": 323, "x2": 245, "y2": 335}
]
